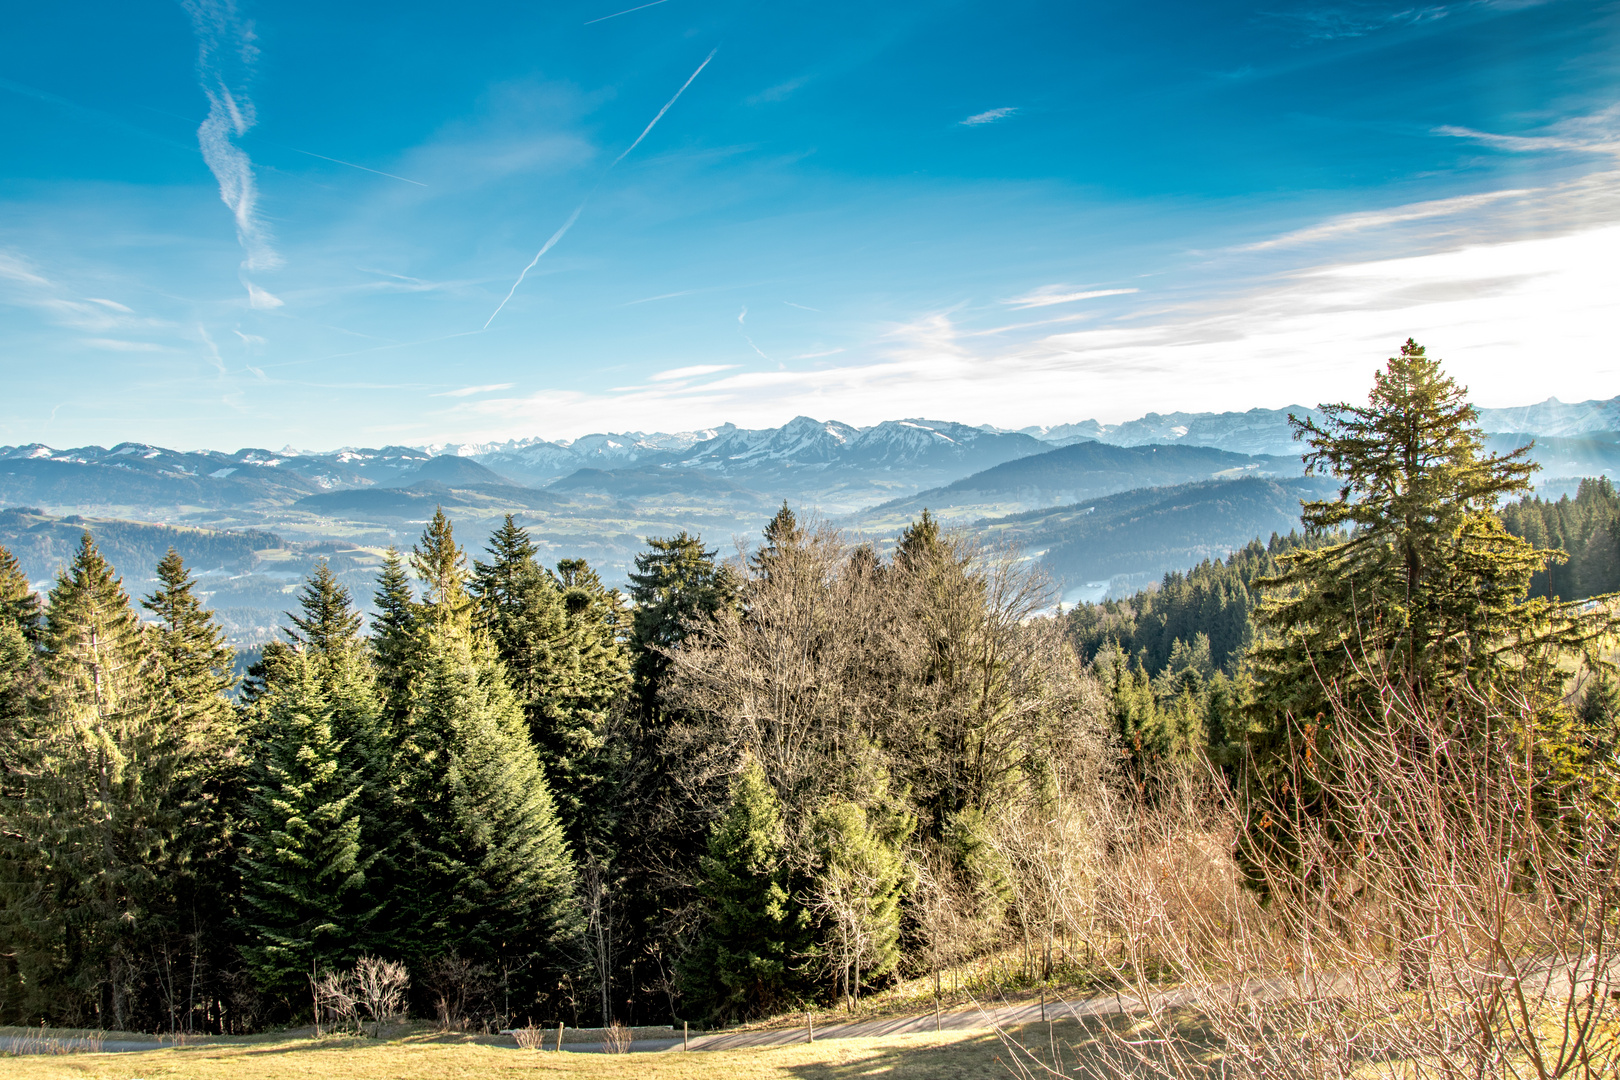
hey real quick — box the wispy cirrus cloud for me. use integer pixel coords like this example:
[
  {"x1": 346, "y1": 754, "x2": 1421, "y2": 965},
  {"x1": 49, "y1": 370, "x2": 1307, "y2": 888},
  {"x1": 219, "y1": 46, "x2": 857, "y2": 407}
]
[
  {"x1": 650, "y1": 364, "x2": 737, "y2": 382},
  {"x1": 439, "y1": 173, "x2": 1620, "y2": 441},
  {"x1": 1002, "y1": 286, "x2": 1138, "y2": 309},
  {"x1": 81, "y1": 338, "x2": 165, "y2": 353},
  {"x1": 961, "y1": 107, "x2": 1017, "y2": 126},
  {"x1": 1435, "y1": 103, "x2": 1620, "y2": 158},
  {"x1": 182, "y1": 0, "x2": 282, "y2": 307},
  {"x1": 434, "y1": 382, "x2": 517, "y2": 397},
  {"x1": 1239, "y1": 188, "x2": 1530, "y2": 250}
]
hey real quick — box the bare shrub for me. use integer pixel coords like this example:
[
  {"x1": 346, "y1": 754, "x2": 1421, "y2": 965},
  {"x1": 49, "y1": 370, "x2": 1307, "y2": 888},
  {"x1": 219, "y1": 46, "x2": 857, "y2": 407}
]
[
  {"x1": 1037, "y1": 678, "x2": 1620, "y2": 1080},
  {"x1": 601, "y1": 1019, "x2": 632, "y2": 1054},
  {"x1": 312, "y1": 970, "x2": 360, "y2": 1035},
  {"x1": 422, "y1": 953, "x2": 493, "y2": 1032},
  {"x1": 3, "y1": 1030, "x2": 105, "y2": 1055},
  {"x1": 512, "y1": 1023, "x2": 546, "y2": 1050},
  {"x1": 352, "y1": 956, "x2": 410, "y2": 1034}
]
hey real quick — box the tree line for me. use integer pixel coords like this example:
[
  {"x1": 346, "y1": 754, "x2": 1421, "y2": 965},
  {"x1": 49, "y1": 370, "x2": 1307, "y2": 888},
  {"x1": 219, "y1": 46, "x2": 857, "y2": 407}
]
[{"x1": 1, "y1": 339, "x2": 1616, "y2": 1037}]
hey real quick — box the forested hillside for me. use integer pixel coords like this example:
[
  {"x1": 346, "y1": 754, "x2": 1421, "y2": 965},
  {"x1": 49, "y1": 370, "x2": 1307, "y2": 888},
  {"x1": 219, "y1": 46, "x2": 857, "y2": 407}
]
[
  {"x1": 1501, "y1": 476, "x2": 1620, "y2": 600},
  {"x1": 2, "y1": 343, "x2": 1618, "y2": 1071}
]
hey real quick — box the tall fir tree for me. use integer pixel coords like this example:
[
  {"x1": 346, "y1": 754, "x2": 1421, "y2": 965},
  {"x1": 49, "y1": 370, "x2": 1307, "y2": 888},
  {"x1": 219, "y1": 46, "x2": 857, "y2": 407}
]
[
  {"x1": 750, "y1": 503, "x2": 804, "y2": 580},
  {"x1": 809, "y1": 799, "x2": 908, "y2": 1007},
  {"x1": 392, "y1": 620, "x2": 580, "y2": 994},
  {"x1": 285, "y1": 560, "x2": 364, "y2": 654},
  {"x1": 238, "y1": 651, "x2": 375, "y2": 1004},
  {"x1": 140, "y1": 550, "x2": 241, "y2": 1027},
  {"x1": 472, "y1": 517, "x2": 628, "y2": 843},
  {"x1": 1, "y1": 534, "x2": 180, "y2": 1027},
  {"x1": 412, "y1": 508, "x2": 471, "y2": 627},
  {"x1": 1252, "y1": 340, "x2": 1571, "y2": 720},
  {"x1": 626, "y1": 532, "x2": 738, "y2": 720},
  {"x1": 371, "y1": 546, "x2": 418, "y2": 722},
  {"x1": 391, "y1": 511, "x2": 579, "y2": 997},
  {"x1": 679, "y1": 759, "x2": 805, "y2": 1023},
  {"x1": 1242, "y1": 341, "x2": 1619, "y2": 890}
]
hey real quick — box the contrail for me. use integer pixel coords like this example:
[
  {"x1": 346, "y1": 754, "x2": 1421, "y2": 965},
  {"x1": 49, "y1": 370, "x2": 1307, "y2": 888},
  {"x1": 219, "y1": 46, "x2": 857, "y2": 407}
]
[
  {"x1": 290, "y1": 148, "x2": 427, "y2": 186},
  {"x1": 483, "y1": 204, "x2": 586, "y2": 329},
  {"x1": 613, "y1": 48, "x2": 718, "y2": 166},
  {"x1": 584, "y1": 0, "x2": 669, "y2": 24},
  {"x1": 484, "y1": 48, "x2": 717, "y2": 328}
]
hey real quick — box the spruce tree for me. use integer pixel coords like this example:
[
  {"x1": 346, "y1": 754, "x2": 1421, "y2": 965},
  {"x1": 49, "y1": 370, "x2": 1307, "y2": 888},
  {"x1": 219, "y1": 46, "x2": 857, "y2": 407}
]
[
  {"x1": 239, "y1": 651, "x2": 374, "y2": 1003},
  {"x1": 140, "y1": 550, "x2": 241, "y2": 1024},
  {"x1": 2, "y1": 534, "x2": 180, "y2": 1027},
  {"x1": 280, "y1": 562, "x2": 395, "y2": 956},
  {"x1": 679, "y1": 759, "x2": 805, "y2": 1022},
  {"x1": 626, "y1": 532, "x2": 738, "y2": 719},
  {"x1": 143, "y1": 549, "x2": 237, "y2": 748},
  {"x1": 0, "y1": 544, "x2": 42, "y2": 642},
  {"x1": 285, "y1": 560, "x2": 364, "y2": 654},
  {"x1": 750, "y1": 503, "x2": 804, "y2": 579},
  {"x1": 1242, "y1": 341, "x2": 1619, "y2": 891},
  {"x1": 411, "y1": 508, "x2": 470, "y2": 626},
  {"x1": 393, "y1": 621, "x2": 579, "y2": 991},
  {"x1": 371, "y1": 546, "x2": 417, "y2": 720},
  {"x1": 1252, "y1": 340, "x2": 1569, "y2": 720},
  {"x1": 809, "y1": 799, "x2": 908, "y2": 1008},
  {"x1": 472, "y1": 518, "x2": 627, "y2": 843}
]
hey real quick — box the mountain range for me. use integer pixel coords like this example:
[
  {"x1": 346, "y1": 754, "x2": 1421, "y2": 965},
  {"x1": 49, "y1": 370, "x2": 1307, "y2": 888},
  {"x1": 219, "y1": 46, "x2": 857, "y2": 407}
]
[{"x1": 2, "y1": 392, "x2": 1615, "y2": 644}]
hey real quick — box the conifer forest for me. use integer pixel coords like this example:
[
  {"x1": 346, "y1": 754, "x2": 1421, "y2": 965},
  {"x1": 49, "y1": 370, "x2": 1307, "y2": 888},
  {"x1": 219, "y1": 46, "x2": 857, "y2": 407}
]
[{"x1": 3, "y1": 342, "x2": 1620, "y2": 1074}]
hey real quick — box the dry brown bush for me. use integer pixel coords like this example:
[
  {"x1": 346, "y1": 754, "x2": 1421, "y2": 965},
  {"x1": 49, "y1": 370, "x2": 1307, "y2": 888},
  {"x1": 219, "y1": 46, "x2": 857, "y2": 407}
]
[
  {"x1": 352, "y1": 957, "x2": 409, "y2": 1034},
  {"x1": 601, "y1": 1019, "x2": 633, "y2": 1053},
  {"x1": 1007, "y1": 677, "x2": 1620, "y2": 1080}
]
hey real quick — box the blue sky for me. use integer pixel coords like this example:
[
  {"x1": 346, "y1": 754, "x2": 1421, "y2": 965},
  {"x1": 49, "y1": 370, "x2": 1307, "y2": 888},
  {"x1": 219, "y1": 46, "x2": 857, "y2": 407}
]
[{"x1": 1, "y1": 0, "x2": 1617, "y2": 450}]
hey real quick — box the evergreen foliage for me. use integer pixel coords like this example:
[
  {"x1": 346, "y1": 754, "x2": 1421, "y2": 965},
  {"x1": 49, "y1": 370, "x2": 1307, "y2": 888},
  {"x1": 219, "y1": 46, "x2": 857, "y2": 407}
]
[
  {"x1": 1501, "y1": 477, "x2": 1620, "y2": 601},
  {"x1": 1, "y1": 534, "x2": 180, "y2": 1028},
  {"x1": 471, "y1": 517, "x2": 629, "y2": 843},
  {"x1": 1251, "y1": 340, "x2": 1598, "y2": 721},
  {"x1": 392, "y1": 621, "x2": 579, "y2": 989},
  {"x1": 8, "y1": 348, "x2": 1620, "y2": 1033},
  {"x1": 370, "y1": 546, "x2": 417, "y2": 720},
  {"x1": 0, "y1": 543, "x2": 42, "y2": 641},
  {"x1": 626, "y1": 532, "x2": 738, "y2": 718},
  {"x1": 809, "y1": 798, "x2": 909, "y2": 1007},
  {"x1": 238, "y1": 651, "x2": 374, "y2": 1003},
  {"x1": 285, "y1": 560, "x2": 365, "y2": 654},
  {"x1": 680, "y1": 759, "x2": 805, "y2": 1022}
]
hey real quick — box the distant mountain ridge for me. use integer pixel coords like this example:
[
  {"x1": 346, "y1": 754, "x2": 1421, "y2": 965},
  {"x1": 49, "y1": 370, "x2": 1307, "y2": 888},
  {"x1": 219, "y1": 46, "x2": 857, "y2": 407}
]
[{"x1": 2, "y1": 392, "x2": 1613, "y2": 518}]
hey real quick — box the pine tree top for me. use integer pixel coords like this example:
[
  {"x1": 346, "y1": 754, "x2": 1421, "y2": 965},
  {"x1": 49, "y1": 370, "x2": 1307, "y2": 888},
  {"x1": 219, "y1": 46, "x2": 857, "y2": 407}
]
[{"x1": 286, "y1": 560, "x2": 365, "y2": 655}]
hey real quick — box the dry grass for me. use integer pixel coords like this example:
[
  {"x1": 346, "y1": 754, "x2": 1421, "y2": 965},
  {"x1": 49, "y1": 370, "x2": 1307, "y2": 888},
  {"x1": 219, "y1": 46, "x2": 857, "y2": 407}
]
[{"x1": 0, "y1": 1026, "x2": 1045, "y2": 1080}]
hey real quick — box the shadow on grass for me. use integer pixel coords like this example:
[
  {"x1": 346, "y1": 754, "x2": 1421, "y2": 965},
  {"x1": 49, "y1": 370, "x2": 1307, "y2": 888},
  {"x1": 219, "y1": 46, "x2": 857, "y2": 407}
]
[{"x1": 782, "y1": 1013, "x2": 1222, "y2": 1080}]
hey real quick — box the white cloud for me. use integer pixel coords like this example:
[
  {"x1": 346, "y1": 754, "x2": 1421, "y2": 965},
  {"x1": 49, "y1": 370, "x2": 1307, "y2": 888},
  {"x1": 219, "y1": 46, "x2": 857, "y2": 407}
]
[
  {"x1": 961, "y1": 107, "x2": 1017, "y2": 126},
  {"x1": 435, "y1": 382, "x2": 517, "y2": 397},
  {"x1": 1002, "y1": 286, "x2": 1138, "y2": 309},
  {"x1": 81, "y1": 338, "x2": 163, "y2": 352},
  {"x1": 649, "y1": 364, "x2": 737, "y2": 382},
  {"x1": 0, "y1": 251, "x2": 51, "y2": 286},
  {"x1": 444, "y1": 217, "x2": 1620, "y2": 438},
  {"x1": 1435, "y1": 104, "x2": 1620, "y2": 159},
  {"x1": 183, "y1": 0, "x2": 281, "y2": 290},
  {"x1": 1240, "y1": 188, "x2": 1530, "y2": 251},
  {"x1": 84, "y1": 297, "x2": 134, "y2": 313},
  {"x1": 245, "y1": 281, "x2": 284, "y2": 309}
]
